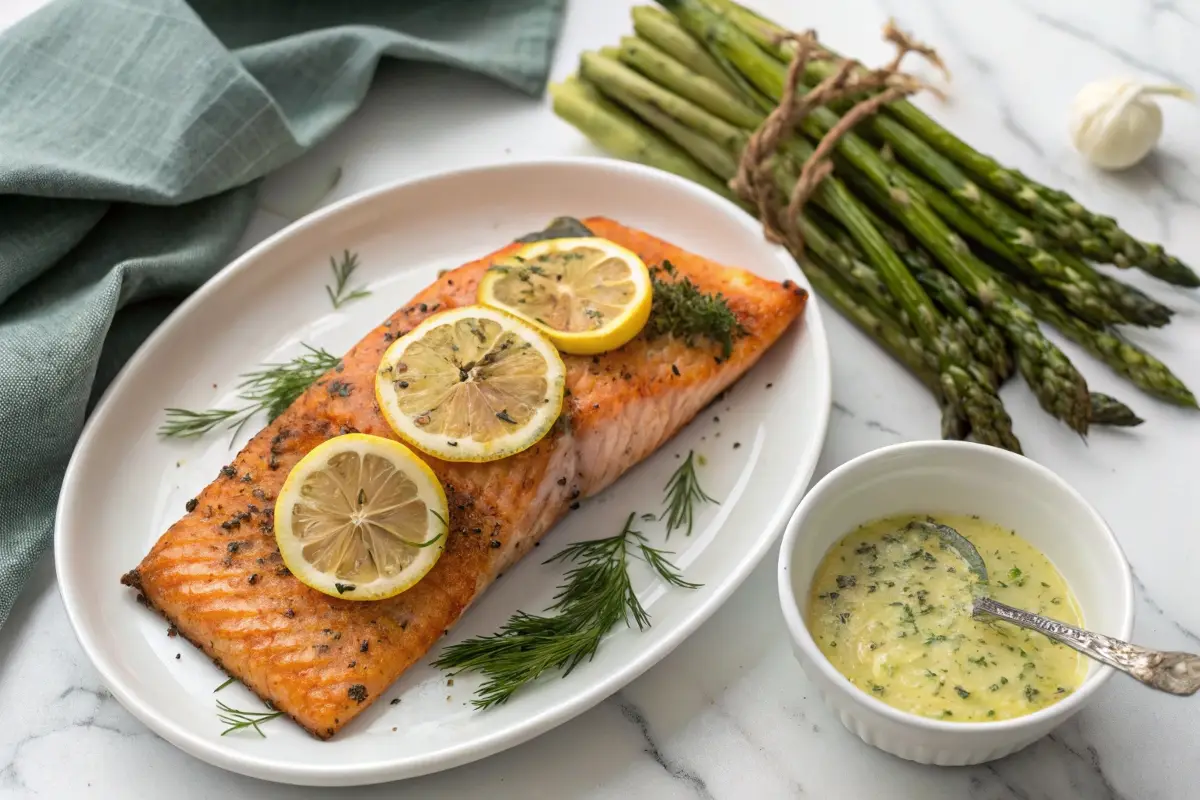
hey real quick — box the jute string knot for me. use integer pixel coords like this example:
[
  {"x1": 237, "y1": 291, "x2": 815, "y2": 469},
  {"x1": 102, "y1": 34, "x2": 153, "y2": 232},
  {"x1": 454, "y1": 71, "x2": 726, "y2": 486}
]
[{"x1": 730, "y1": 19, "x2": 949, "y2": 254}]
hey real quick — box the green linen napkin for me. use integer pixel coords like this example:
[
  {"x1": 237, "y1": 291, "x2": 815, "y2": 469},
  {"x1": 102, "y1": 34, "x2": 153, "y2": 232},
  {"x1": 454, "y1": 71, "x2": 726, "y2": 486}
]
[{"x1": 0, "y1": 0, "x2": 567, "y2": 628}]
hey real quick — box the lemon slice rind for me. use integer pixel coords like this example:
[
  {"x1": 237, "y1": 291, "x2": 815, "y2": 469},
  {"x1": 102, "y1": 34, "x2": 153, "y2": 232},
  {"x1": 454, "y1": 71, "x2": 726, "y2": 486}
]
[
  {"x1": 274, "y1": 433, "x2": 448, "y2": 601},
  {"x1": 477, "y1": 237, "x2": 653, "y2": 356}
]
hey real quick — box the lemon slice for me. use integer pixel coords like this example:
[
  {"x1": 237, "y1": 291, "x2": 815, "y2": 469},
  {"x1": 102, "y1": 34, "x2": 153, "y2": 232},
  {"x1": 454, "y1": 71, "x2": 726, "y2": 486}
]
[
  {"x1": 274, "y1": 433, "x2": 448, "y2": 601},
  {"x1": 375, "y1": 305, "x2": 566, "y2": 462},
  {"x1": 477, "y1": 237, "x2": 653, "y2": 355}
]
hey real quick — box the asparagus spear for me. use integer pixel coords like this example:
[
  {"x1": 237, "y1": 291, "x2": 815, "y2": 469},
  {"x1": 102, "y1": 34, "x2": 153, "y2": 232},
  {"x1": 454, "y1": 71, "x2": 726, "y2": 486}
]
[
  {"x1": 660, "y1": 0, "x2": 1091, "y2": 432},
  {"x1": 885, "y1": 107, "x2": 1199, "y2": 287},
  {"x1": 866, "y1": 116, "x2": 1176, "y2": 328},
  {"x1": 800, "y1": 252, "x2": 972, "y2": 439},
  {"x1": 992, "y1": 271, "x2": 1197, "y2": 407},
  {"x1": 848, "y1": 114, "x2": 1129, "y2": 327},
  {"x1": 854, "y1": 171, "x2": 1195, "y2": 407},
  {"x1": 630, "y1": 6, "x2": 742, "y2": 95},
  {"x1": 805, "y1": 247, "x2": 1141, "y2": 429},
  {"x1": 1088, "y1": 394, "x2": 1144, "y2": 427},
  {"x1": 579, "y1": 50, "x2": 1018, "y2": 449},
  {"x1": 548, "y1": 76, "x2": 736, "y2": 200},
  {"x1": 811, "y1": 207, "x2": 1013, "y2": 386},
  {"x1": 886, "y1": 165, "x2": 1174, "y2": 328},
  {"x1": 708, "y1": 0, "x2": 1200, "y2": 287}
]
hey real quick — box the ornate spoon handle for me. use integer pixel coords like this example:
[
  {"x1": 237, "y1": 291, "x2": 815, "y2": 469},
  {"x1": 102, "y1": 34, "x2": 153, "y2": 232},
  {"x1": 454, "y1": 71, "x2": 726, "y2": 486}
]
[{"x1": 973, "y1": 596, "x2": 1200, "y2": 696}]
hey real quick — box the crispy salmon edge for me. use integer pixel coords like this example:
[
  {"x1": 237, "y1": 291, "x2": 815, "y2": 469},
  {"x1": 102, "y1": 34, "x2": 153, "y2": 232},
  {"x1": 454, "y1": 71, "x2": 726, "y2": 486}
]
[{"x1": 121, "y1": 567, "x2": 336, "y2": 739}]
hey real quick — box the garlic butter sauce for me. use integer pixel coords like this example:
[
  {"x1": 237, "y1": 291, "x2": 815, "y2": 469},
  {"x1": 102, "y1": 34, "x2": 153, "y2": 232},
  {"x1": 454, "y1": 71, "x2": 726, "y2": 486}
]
[{"x1": 806, "y1": 514, "x2": 1085, "y2": 722}]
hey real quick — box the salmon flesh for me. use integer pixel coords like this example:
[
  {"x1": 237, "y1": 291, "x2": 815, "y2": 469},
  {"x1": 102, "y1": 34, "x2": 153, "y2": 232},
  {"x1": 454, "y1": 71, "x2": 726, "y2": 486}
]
[{"x1": 122, "y1": 217, "x2": 807, "y2": 738}]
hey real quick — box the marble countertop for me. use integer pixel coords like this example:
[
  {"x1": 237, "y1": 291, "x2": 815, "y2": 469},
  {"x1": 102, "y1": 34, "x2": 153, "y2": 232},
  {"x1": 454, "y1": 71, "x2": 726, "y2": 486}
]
[{"x1": 3, "y1": 0, "x2": 1199, "y2": 797}]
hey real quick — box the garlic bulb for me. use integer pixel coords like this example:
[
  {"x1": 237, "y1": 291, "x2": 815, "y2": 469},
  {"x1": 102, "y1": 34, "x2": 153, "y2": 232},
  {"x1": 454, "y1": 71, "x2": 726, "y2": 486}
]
[{"x1": 1068, "y1": 78, "x2": 1193, "y2": 170}]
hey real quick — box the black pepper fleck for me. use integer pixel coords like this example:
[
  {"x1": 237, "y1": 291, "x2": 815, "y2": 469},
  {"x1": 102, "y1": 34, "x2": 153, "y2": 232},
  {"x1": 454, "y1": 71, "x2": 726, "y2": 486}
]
[
  {"x1": 348, "y1": 684, "x2": 368, "y2": 703},
  {"x1": 185, "y1": 498, "x2": 198, "y2": 513}
]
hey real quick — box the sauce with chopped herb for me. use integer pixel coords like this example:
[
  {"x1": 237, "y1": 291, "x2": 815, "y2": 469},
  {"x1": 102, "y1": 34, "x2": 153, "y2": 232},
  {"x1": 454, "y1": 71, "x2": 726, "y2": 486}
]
[{"x1": 806, "y1": 514, "x2": 1085, "y2": 722}]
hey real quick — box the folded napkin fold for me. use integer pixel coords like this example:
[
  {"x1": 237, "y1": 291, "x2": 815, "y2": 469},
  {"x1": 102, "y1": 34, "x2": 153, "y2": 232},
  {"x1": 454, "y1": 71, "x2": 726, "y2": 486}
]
[{"x1": 0, "y1": 0, "x2": 567, "y2": 628}]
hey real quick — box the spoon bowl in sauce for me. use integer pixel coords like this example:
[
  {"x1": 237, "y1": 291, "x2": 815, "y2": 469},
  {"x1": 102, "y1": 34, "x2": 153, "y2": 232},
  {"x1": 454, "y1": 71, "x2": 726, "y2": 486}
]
[{"x1": 912, "y1": 520, "x2": 1200, "y2": 697}]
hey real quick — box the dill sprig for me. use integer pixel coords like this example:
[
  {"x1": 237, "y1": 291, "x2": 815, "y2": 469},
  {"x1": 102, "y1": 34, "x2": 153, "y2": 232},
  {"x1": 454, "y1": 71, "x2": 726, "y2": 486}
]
[
  {"x1": 432, "y1": 512, "x2": 700, "y2": 709},
  {"x1": 216, "y1": 699, "x2": 283, "y2": 737},
  {"x1": 214, "y1": 677, "x2": 236, "y2": 693},
  {"x1": 159, "y1": 344, "x2": 340, "y2": 440},
  {"x1": 646, "y1": 261, "x2": 746, "y2": 358},
  {"x1": 660, "y1": 450, "x2": 717, "y2": 537},
  {"x1": 326, "y1": 249, "x2": 371, "y2": 309}
]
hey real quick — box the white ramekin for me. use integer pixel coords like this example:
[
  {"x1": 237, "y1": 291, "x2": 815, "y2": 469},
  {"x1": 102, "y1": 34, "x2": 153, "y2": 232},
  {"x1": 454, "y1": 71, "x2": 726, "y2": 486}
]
[{"x1": 777, "y1": 440, "x2": 1135, "y2": 766}]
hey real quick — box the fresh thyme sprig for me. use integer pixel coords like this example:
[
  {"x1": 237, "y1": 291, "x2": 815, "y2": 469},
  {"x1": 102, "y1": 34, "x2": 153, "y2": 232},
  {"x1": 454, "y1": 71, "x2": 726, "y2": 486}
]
[
  {"x1": 660, "y1": 450, "x2": 717, "y2": 537},
  {"x1": 646, "y1": 261, "x2": 745, "y2": 358},
  {"x1": 433, "y1": 512, "x2": 700, "y2": 709},
  {"x1": 216, "y1": 699, "x2": 283, "y2": 737},
  {"x1": 326, "y1": 249, "x2": 371, "y2": 309},
  {"x1": 159, "y1": 344, "x2": 340, "y2": 440}
]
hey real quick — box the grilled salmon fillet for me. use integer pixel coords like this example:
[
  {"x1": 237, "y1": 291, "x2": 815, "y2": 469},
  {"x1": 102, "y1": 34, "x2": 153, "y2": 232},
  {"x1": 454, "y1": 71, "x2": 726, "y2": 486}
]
[{"x1": 122, "y1": 217, "x2": 807, "y2": 739}]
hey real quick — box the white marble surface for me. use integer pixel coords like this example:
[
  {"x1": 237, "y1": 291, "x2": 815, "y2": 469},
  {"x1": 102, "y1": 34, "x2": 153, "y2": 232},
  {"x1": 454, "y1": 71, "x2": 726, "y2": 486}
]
[{"x1": 3, "y1": 0, "x2": 1200, "y2": 797}]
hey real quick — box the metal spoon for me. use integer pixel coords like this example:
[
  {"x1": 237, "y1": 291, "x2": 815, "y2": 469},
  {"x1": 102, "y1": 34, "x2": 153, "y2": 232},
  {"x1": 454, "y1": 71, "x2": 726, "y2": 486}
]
[{"x1": 909, "y1": 521, "x2": 1200, "y2": 696}]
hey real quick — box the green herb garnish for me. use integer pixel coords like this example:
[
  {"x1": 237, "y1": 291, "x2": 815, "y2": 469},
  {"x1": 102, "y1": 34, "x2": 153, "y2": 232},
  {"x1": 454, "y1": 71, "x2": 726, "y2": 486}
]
[
  {"x1": 216, "y1": 700, "x2": 283, "y2": 737},
  {"x1": 646, "y1": 261, "x2": 745, "y2": 358},
  {"x1": 659, "y1": 450, "x2": 717, "y2": 537},
  {"x1": 213, "y1": 677, "x2": 236, "y2": 693},
  {"x1": 432, "y1": 512, "x2": 700, "y2": 709},
  {"x1": 159, "y1": 344, "x2": 340, "y2": 440},
  {"x1": 326, "y1": 249, "x2": 370, "y2": 309}
]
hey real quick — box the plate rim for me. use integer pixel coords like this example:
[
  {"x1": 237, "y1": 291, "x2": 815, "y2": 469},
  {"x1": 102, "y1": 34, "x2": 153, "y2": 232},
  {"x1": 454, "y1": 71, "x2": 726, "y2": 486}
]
[{"x1": 55, "y1": 156, "x2": 832, "y2": 785}]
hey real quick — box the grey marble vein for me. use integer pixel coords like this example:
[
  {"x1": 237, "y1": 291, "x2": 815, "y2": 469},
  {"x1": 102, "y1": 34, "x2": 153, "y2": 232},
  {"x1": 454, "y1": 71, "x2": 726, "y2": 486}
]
[
  {"x1": 974, "y1": 768, "x2": 1032, "y2": 800},
  {"x1": 1148, "y1": 0, "x2": 1199, "y2": 29},
  {"x1": 617, "y1": 697, "x2": 714, "y2": 800},
  {"x1": 1012, "y1": 0, "x2": 1189, "y2": 87},
  {"x1": 1045, "y1": 731, "x2": 1129, "y2": 800},
  {"x1": 921, "y1": 1, "x2": 1048, "y2": 161},
  {"x1": 1131, "y1": 568, "x2": 1200, "y2": 648}
]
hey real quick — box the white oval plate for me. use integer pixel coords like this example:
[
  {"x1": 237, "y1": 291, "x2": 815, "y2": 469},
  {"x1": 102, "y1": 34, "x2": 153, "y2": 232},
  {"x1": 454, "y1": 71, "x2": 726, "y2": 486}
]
[{"x1": 55, "y1": 158, "x2": 831, "y2": 786}]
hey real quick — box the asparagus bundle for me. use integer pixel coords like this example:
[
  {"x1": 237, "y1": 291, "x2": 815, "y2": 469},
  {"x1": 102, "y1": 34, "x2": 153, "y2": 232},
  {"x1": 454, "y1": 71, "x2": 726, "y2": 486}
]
[
  {"x1": 550, "y1": 0, "x2": 1196, "y2": 450},
  {"x1": 710, "y1": 0, "x2": 1200, "y2": 287}
]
